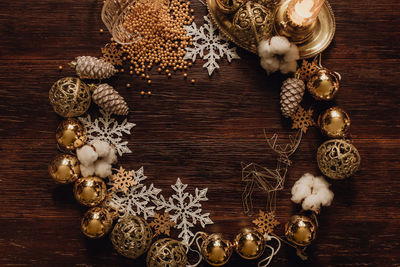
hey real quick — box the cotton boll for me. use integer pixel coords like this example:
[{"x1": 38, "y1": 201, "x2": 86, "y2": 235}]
[
  {"x1": 269, "y1": 36, "x2": 291, "y2": 55},
  {"x1": 92, "y1": 139, "x2": 111, "y2": 157},
  {"x1": 291, "y1": 184, "x2": 311, "y2": 203},
  {"x1": 94, "y1": 160, "x2": 112, "y2": 178},
  {"x1": 76, "y1": 145, "x2": 98, "y2": 166},
  {"x1": 104, "y1": 146, "x2": 117, "y2": 164},
  {"x1": 260, "y1": 57, "x2": 280, "y2": 74},
  {"x1": 80, "y1": 164, "x2": 95, "y2": 177},
  {"x1": 283, "y1": 45, "x2": 300, "y2": 62},
  {"x1": 280, "y1": 60, "x2": 298, "y2": 74},
  {"x1": 302, "y1": 194, "x2": 321, "y2": 212},
  {"x1": 258, "y1": 40, "x2": 272, "y2": 57},
  {"x1": 297, "y1": 173, "x2": 315, "y2": 187},
  {"x1": 315, "y1": 187, "x2": 334, "y2": 206},
  {"x1": 312, "y1": 176, "x2": 330, "y2": 192}
]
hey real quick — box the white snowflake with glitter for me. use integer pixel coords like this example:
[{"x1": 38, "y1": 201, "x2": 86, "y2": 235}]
[
  {"x1": 153, "y1": 178, "x2": 213, "y2": 245},
  {"x1": 79, "y1": 109, "x2": 135, "y2": 156},
  {"x1": 107, "y1": 167, "x2": 162, "y2": 220},
  {"x1": 184, "y1": 15, "x2": 240, "y2": 76}
]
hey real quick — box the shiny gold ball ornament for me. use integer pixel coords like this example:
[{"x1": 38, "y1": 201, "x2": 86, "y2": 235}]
[
  {"x1": 234, "y1": 228, "x2": 265, "y2": 260},
  {"x1": 215, "y1": 0, "x2": 245, "y2": 14},
  {"x1": 201, "y1": 233, "x2": 233, "y2": 266},
  {"x1": 56, "y1": 118, "x2": 87, "y2": 151},
  {"x1": 308, "y1": 69, "x2": 340, "y2": 100},
  {"x1": 49, "y1": 77, "x2": 91, "y2": 117},
  {"x1": 81, "y1": 207, "x2": 113, "y2": 239},
  {"x1": 48, "y1": 154, "x2": 80, "y2": 184},
  {"x1": 110, "y1": 216, "x2": 153, "y2": 259},
  {"x1": 317, "y1": 139, "x2": 361, "y2": 179},
  {"x1": 146, "y1": 238, "x2": 187, "y2": 267},
  {"x1": 285, "y1": 215, "x2": 317, "y2": 247},
  {"x1": 318, "y1": 107, "x2": 351, "y2": 138},
  {"x1": 73, "y1": 176, "x2": 107, "y2": 207}
]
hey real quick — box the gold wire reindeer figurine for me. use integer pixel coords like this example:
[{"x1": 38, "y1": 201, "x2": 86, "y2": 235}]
[{"x1": 242, "y1": 129, "x2": 303, "y2": 215}]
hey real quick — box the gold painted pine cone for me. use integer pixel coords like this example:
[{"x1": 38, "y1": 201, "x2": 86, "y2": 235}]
[
  {"x1": 280, "y1": 78, "x2": 305, "y2": 118},
  {"x1": 71, "y1": 56, "x2": 116, "y2": 80},
  {"x1": 92, "y1": 84, "x2": 129, "y2": 116}
]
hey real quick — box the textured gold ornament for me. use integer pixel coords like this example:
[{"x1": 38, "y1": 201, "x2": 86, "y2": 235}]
[
  {"x1": 146, "y1": 238, "x2": 187, "y2": 267},
  {"x1": 317, "y1": 139, "x2": 361, "y2": 180},
  {"x1": 56, "y1": 118, "x2": 87, "y2": 151},
  {"x1": 234, "y1": 228, "x2": 265, "y2": 260},
  {"x1": 215, "y1": 0, "x2": 245, "y2": 14},
  {"x1": 49, "y1": 77, "x2": 91, "y2": 118},
  {"x1": 201, "y1": 233, "x2": 233, "y2": 266},
  {"x1": 318, "y1": 107, "x2": 351, "y2": 138},
  {"x1": 110, "y1": 216, "x2": 153, "y2": 259},
  {"x1": 285, "y1": 215, "x2": 317, "y2": 247},
  {"x1": 81, "y1": 207, "x2": 113, "y2": 239},
  {"x1": 308, "y1": 69, "x2": 340, "y2": 100},
  {"x1": 73, "y1": 176, "x2": 107, "y2": 207},
  {"x1": 48, "y1": 154, "x2": 80, "y2": 184}
]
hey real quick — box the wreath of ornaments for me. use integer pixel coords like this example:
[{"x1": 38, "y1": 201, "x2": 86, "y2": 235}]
[{"x1": 48, "y1": 0, "x2": 361, "y2": 266}]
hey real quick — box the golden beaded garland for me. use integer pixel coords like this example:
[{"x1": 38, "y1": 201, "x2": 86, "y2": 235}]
[
  {"x1": 146, "y1": 238, "x2": 187, "y2": 267},
  {"x1": 48, "y1": 154, "x2": 80, "y2": 184},
  {"x1": 73, "y1": 176, "x2": 107, "y2": 207},
  {"x1": 55, "y1": 118, "x2": 87, "y2": 151},
  {"x1": 318, "y1": 107, "x2": 351, "y2": 138},
  {"x1": 81, "y1": 207, "x2": 113, "y2": 239},
  {"x1": 49, "y1": 77, "x2": 91, "y2": 118},
  {"x1": 201, "y1": 233, "x2": 233, "y2": 266},
  {"x1": 317, "y1": 139, "x2": 361, "y2": 180},
  {"x1": 234, "y1": 228, "x2": 265, "y2": 260},
  {"x1": 285, "y1": 215, "x2": 317, "y2": 247}
]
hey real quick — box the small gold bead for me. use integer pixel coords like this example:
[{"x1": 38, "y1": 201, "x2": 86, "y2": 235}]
[
  {"x1": 126, "y1": 83, "x2": 131, "y2": 87},
  {"x1": 183, "y1": 73, "x2": 187, "y2": 78},
  {"x1": 99, "y1": 28, "x2": 104, "y2": 33},
  {"x1": 147, "y1": 91, "x2": 152, "y2": 95},
  {"x1": 140, "y1": 90, "x2": 145, "y2": 95},
  {"x1": 120, "y1": 69, "x2": 125, "y2": 73},
  {"x1": 58, "y1": 65, "x2": 63, "y2": 71},
  {"x1": 191, "y1": 79, "x2": 195, "y2": 84},
  {"x1": 147, "y1": 80, "x2": 152, "y2": 84}
]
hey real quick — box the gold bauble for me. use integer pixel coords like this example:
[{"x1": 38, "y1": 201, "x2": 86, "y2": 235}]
[
  {"x1": 146, "y1": 238, "x2": 187, "y2": 267},
  {"x1": 215, "y1": 0, "x2": 245, "y2": 14},
  {"x1": 81, "y1": 207, "x2": 113, "y2": 239},
  {"x1": 201, "y1": 233, "x2": 233, "y2": 266},
  {"x1": 285, "y1": 215, "x2": 317, "y2": 247},
  {"x1": 56, "y1": 118, "x2": 87, "y2": 151},
  {"x1": 308, "y1": 69, "x2": 340, "y2": 100},
  {"x1": 318, "y1": 107, "x2": 351, "y2": 138},
  {"x1": 49, "y1": 77, "x2": 91, "y2": 117},
  {"x1": 317, "y1": 139, "x2": 361, "y2": 179},
  {"x1": 234, "y1": 228, "x2": 265, "y2": 260},
  {"x1": 73, "y1": 176, "x2": 107, "y2": 207},
  {"x1": 110, "y1": 216, "x2": 153, "y2": 259},
  {"x1": 48, "y1": 154, "x2": 80, "y2": 184}
]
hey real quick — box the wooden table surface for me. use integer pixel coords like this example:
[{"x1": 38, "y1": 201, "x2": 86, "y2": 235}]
[{"x1": 0, "y1": 0, "x2": 399, "y2": 266}]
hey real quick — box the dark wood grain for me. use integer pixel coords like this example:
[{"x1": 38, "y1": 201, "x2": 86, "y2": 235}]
[{"x1": 0, "y1": 0, "x2": 399, "y2": 266}]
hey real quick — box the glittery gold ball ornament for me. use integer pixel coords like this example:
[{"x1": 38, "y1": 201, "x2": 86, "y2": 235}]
[
  {"x1": 215, "y1": 0, "x2": 246, "y2": 14},
  {"x1": 110, "y1": 216, "x2": 153, "y2": 259},
  {"x1": 56, "y1": 118, "x2": 87, "y2": 151},
  {"x1": 48, "y1": 154, "x2": 80, "y2": 184},
  {"x1": 317, "y1": 139, "x2": 361, "y2": 179},
  {"x1": 146, "y1": 238, "x2": 187, "y2": 267},
  {"x1": 49, "y1": 77, "x2": 91, "y2": 117},
  {"x1": 81, "y1": 207, "x2": 113, "y2": 239},
  {"x1": 285, "y1": 215, "x2": 317, "y2": 247},
  {"x1": 318, "y1": 107, "x2": 351, "y2": 138},
  {"x1": 73, "y1": 176, "x2": 107, "y2": 207},
  {"x1": 308, "y1": 69, "x2": 340, "y2": 100},
  {"x1": 201, "y1": 233, "x2": 233, "y2": 266},
  {"x1": 234, "y1": 228, "x2": 265, "y2": 260}
]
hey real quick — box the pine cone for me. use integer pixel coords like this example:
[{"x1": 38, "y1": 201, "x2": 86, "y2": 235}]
[
  {"x1": 280, "y1": 78, "x2": 305, "y2": 118},
  {"x1": 71, "y1": 56, "x2": 116, "y2": 80},
  {"x1": 92, "y1": 84, "x2": 129, "y2": 116}
]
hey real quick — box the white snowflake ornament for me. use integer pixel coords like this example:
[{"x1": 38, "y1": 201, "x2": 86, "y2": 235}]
[
  {"x1": 153, "y1": 178, "x2": 213, "y2": 245},
  {"x1": 107, "y1": 167, "x2": 162, "y2": 220},
  {"x1": 184, "y1": 15, "x2": 240, "y2": 76},
  {"x1": 79, "y1": 109, "x2": 135, "y2": 156}
]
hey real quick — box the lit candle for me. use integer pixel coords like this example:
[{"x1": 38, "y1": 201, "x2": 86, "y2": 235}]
[{"x1": 288, "y1": 0, "x2": 325, "y2": 26}]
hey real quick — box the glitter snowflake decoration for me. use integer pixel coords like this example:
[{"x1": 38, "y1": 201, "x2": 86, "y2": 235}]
[
  {"x1": 79, "y1": 109, "x2": 135, "y2": 156},
  {"x1": 291, "y1": 106, "x2": 316, "y2": 133},
  {"x1": 153, "y1": 178, "x2": 213, "y2": 245},
  {"x1": 111, "y1": 166, "x2": 136, "y2": 193},
  {"x1": 184, "y1": 15, "x2": 240, "y2": 76},
  {"x1": 107, "y1": 167, "x2": 161, "y2": 220},
  {"x1": 252, "y1": 210, "x2": 280, "y2": 235},
  {"x1": 149, "y1": 212, "x2": 176, "y2": 236}
]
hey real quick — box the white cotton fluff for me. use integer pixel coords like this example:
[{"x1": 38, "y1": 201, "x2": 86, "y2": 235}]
[
  {"x1": 269, "y1": 36, "x2": 291, "y2": 55},
  {"x1": 76, "y1": 145, "x2": 98, "y2": 166},
  {"x1": 94, "y1": 159, "x2": 112, "y2": 178},
  {"x1": 104, "y1": 145, "x2": 117, "y2": 164},
  {"x1": 92, "y1": 139, "x2": 111, "y2": 157},
  {"x1": 80, "y1": 164, "x2": 95, "y2": 177},
  {"x1": 291, "y1": 173, "x2": 334, "y2": 212}
]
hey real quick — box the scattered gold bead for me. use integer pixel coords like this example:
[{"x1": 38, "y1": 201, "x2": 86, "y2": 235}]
[
  {"x1": 120, "y1": 68, "x2": 125, "y2": 73},
  {"x1": 183, "y1": 73, "x2": 188, "y2": 78},
  {"x1": 140, "y1": 90, "x2": 145, "y2": 95},
  {"x1": 126, "y1": 83, "x2": 131, "y2": 88},
  {"x1": 99, "y1": 28, "x2": 104, "y2": 33},
  {"x1": 58, "y1": 65, "x2": 63, "y2": 71},
  {"x1": 146, "y1": 75, "x2": 150, "y2": 79},
  {"x1": 147, "y1": 91, "x2": 152, "y2": 95},
  {"x1": 147, "y1": 80, "x2": 152, "y2": 84},
  {"x1": 129, "y1": 71, "x2": 134, "y2": 75},
  {"x1": 191, "y1": 79, "x2": 195, "y2": 84}
]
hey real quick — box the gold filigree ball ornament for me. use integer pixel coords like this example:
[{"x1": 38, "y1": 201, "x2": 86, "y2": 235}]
[
  {"x1": 110, "y1": 216, "x2": 153, "y2": 259},
  {"x1": 146, "y1": 238, "x2": 188, "y2": 267},
  {"x1": 318, "y1": 107, "x2": 351, "y2": 138},
  {"x1": 215, "y1": 0, "x2": 246, "y2": 14},
  {"x1": 317, "y1": 139, "x2": 361, "y2": 180},
  {"x1": 81, "y1": 207, "x2": 113, "y2": 239},
  {"x1": 73, "y1": 176, "x2": 107, "y2": 207},
  {"x1": 56, "y1": 118, "x2": 87, "y2": 151},
  {"x1": 285, "y1": 215, "x2": 317, "y2": 247},
  {"x1": 234, "y1": 228, "x2": 265, "y2": 260},
  {"x1": 308, "y1": 68, "x2": 341, "y2": 101},
  {"x1": 49, "y1": 77, "x2": 91, "y2": 117},
  {"x1": 48, "y1": 154, "x2": 80, "y2": 184},
  {"x1": 201, "y1": 233, "x2": 233, "y2": 266}
]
